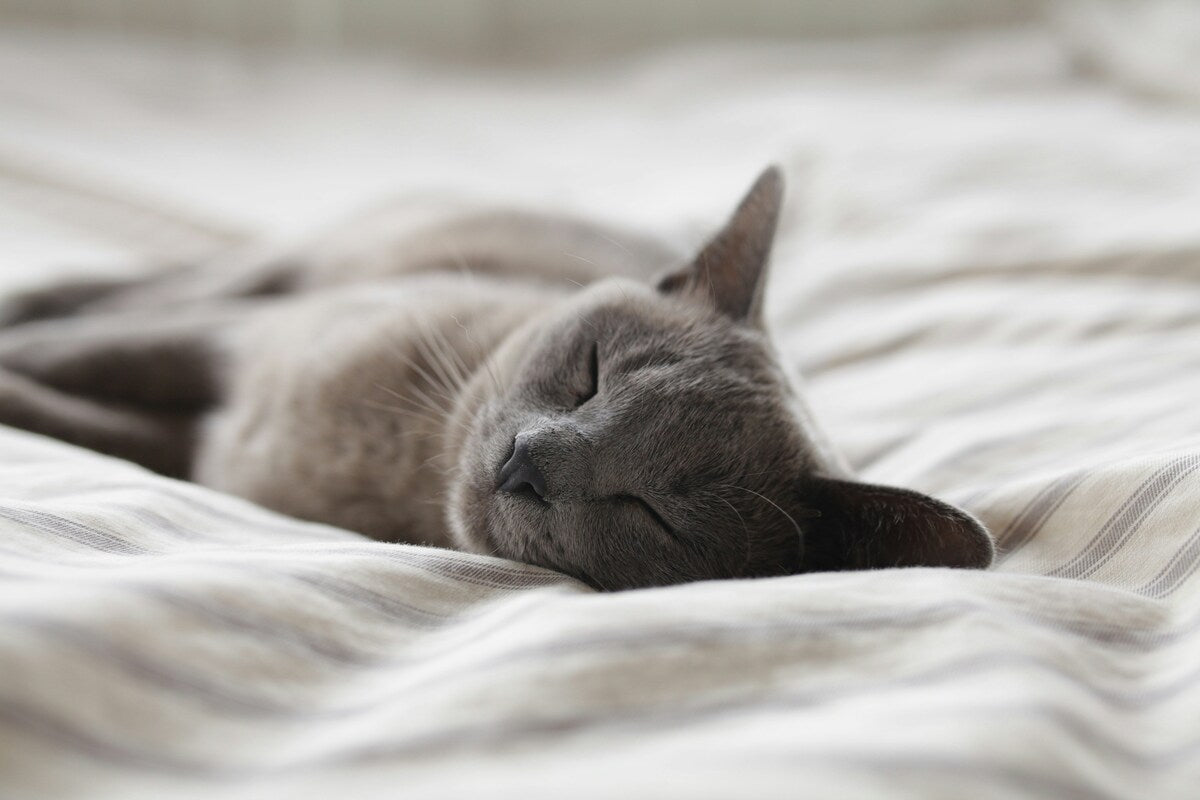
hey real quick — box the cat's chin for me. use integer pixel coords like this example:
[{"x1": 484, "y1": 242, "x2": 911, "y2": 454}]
[{"x1": 447, "y1": 477, "x2": 575, "y2": 581}]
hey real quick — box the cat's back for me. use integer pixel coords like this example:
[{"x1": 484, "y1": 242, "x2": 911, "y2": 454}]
[{"x1": 292, "y1": 196, "x2": 686, "y2": 289}]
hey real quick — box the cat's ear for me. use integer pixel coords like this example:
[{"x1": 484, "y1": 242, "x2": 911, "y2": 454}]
[
  {"x1": 799, "y1": 477, "x2": 994, "y2": 572},
  {"x1": 657, "y1": 165, "x2": 783, "y2": 325}
]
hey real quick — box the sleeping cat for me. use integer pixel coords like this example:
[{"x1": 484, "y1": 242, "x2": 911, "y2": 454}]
[{"x1": 0, "y1": 167, "x2": 993, "y2": 589}]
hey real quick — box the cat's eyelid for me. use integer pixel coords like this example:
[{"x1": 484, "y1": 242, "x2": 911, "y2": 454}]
[
  {"x1": 589, "y1": 340, "x2": 600, "y2": 389},
  {"x1": 573, "y1": 341, "x2": 600, "y2": 407},
  {"x1": 623, "y1": 494, "x2": 681, "y2": 543}
]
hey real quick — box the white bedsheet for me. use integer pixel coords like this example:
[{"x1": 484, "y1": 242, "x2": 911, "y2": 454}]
[{"x1": 1, "y1": 14, "x2": 1199, "y2": 799}]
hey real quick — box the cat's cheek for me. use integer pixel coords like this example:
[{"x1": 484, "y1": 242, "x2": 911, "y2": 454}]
[{"x1": 444, "y1": 474, "x2": 494, "y2": 555}]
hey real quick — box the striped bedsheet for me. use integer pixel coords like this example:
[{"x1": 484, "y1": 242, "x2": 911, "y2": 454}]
[{"x1": 2, "y1": 18, "x2": 1200, "y2": 799}]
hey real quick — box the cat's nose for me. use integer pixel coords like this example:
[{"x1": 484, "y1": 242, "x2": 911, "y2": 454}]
[{"x1": 496, "y1": 434, "x2": 547, "y2": 500}]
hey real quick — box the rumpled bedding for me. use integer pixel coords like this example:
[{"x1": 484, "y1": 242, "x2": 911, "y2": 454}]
[{"x1": 1, "y1": 12, "x2": 1199, "y2": 799}]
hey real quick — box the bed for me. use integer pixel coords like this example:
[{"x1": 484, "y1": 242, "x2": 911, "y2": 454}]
[{"x1": 1, "y1": 8, "x2": 1199, "y2": 798}]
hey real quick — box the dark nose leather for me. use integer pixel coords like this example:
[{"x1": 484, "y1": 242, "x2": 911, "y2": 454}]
[{"x1": 496, "y1": 434, "x2": 548, "y2": 499}]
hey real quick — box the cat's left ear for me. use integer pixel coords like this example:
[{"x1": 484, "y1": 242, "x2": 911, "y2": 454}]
[
  {"x1": 657, "y1": 165, "x2": 783, "y2": 326},
  {"x1": 798, "y1": 477, "x2": 995, "y2": 572}
]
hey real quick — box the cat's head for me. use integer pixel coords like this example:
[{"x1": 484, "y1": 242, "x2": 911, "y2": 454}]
[{"x1": 447, "y1": 167, "x2": 993, "y2": 590}]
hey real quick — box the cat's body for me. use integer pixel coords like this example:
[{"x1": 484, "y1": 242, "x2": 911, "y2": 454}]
[
  {"x1": 196, "y1": 206, "x2": 682, "y2": 548},
  {"x1": 0, "y1": 169, "x2": 994, "y2": 589}
]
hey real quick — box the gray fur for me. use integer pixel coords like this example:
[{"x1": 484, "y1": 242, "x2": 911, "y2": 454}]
[{"x1": 0, "y1": 167, "x2": 993, "y2": 589}]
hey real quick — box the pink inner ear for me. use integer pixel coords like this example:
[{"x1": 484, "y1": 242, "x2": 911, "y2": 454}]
[{"x1": 655, "y1": 266, "x2": 692, "y2": 296}]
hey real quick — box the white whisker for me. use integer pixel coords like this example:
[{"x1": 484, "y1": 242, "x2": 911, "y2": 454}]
[{"x1": 718, "y1": 483, "x2": 803, "y2": 556}]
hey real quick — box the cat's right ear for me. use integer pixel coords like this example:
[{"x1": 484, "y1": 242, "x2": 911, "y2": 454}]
[{"x1": 656, "y1": 166, "x2": 784, "y2": 327}]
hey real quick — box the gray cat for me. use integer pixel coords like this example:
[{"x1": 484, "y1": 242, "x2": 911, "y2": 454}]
[{"x1": 0, "y1": 167, "x2": 993, "y2": 589}]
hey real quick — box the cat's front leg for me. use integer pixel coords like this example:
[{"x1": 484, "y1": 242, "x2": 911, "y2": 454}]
[
  {"x1": 0, "y1": 367, "x2": 195, "y2": 476},
  {"x1": 0, "y1": 307, "x2": 241, "y2": 409}
]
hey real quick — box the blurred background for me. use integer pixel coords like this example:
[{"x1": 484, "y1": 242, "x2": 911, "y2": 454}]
[
  {"x1": 1, "y1": 0, "x2": 1199, "y2": 304},
  {"x1": 0, "y1": 1, "x2": 1045, "y2": 57}
]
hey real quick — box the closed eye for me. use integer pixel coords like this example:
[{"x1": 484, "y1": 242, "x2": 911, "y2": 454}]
[
  {"x1": 574, "y1": 341, "x2": 599, "y2": 407},
  {"x1": 618, "y1": 494, "x2": 681, "y2": 543}
]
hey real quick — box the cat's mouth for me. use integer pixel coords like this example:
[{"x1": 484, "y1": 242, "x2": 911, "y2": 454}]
[
  {"x1": 465, "y1": 444, "x2": 551, "y2": 556},
  {"x1": 485, "y1": 494, "x2": 563, "y2": 575}
]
